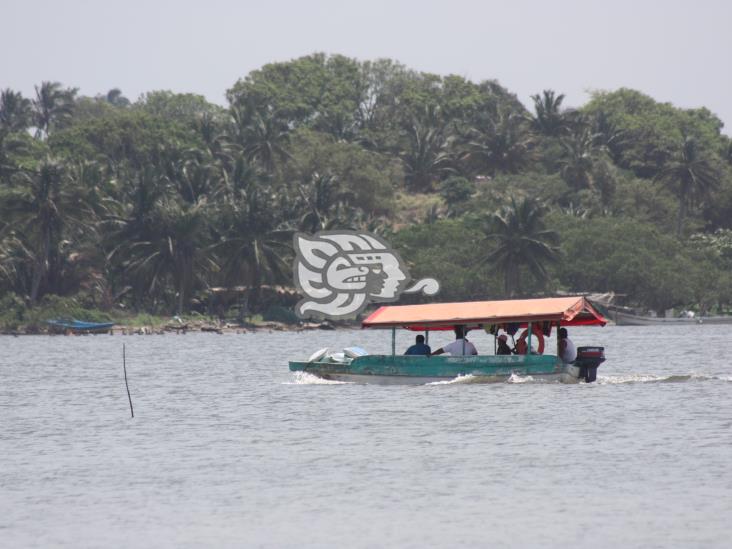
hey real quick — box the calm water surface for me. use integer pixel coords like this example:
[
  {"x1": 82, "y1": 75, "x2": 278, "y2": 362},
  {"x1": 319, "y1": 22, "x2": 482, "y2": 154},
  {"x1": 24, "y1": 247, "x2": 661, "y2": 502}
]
[{"x1": 2, "y1": 325, "x2": 731, "y2": 548}]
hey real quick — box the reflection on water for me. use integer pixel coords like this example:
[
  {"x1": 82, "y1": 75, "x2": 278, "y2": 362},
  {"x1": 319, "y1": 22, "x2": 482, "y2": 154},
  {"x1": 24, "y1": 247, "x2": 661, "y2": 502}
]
[{"x1": 2, "y1": 325, "x2": 731, "y2": 548}]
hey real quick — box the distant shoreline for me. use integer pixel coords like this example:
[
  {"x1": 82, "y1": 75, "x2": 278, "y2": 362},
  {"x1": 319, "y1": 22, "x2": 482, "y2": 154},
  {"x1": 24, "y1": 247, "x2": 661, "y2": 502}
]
[{"x1": 0, "y1": 320, "x2": 350, "y2": 336}]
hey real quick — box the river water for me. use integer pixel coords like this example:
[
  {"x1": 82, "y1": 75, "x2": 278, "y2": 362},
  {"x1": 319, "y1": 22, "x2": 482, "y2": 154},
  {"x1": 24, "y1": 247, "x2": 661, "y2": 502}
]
[{"x1": 2, "y1": 325, "x2": 731, "y2": 548}]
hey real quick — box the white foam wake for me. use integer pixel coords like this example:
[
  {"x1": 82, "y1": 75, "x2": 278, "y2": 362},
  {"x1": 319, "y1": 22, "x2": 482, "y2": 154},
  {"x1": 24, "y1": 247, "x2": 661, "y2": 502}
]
[
  {"x1": 507, "y1": 373, "x2": 536, "y2": 384},
  {"x1": 426, "y1": 374, "x2": 478, "y2": 385},
  {"x1": 284, "y1": 372, "x2": 352, "y2": 385}
]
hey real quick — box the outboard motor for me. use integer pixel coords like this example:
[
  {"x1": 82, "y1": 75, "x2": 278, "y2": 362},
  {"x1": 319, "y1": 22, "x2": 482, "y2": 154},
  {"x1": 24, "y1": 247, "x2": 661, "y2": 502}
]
[{"x1": 575, "y1": 346, "x2": 605, "y2": 382}]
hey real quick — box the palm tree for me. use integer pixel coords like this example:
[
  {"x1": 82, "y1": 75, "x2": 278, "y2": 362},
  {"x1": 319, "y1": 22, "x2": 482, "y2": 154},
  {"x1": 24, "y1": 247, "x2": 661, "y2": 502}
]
[
  {"x1": 0, "y1": 130, "x2": 29, "y2": 183},
  {"x1": 465, "y1": 108, "x2": 534, "y2": 175},
  {"x1": 558, "y1": 125, "x2": 603, "y2": 191},
  {"x1": 529, "y1": 90, "x2": 567, "y2": 137},
  {"x1": 159, "y1": 147, "x2": 220, "y2": 205},
  {"x1": 591, "y1": 110, "x2": 626, "y2": 163},
  {"x1": 479, "y1": 197, "x2": 560, "y2": 296},
  {"x1": 114, "y1": 199, "x2": 215, "y2": 314},
  {"x1": 0, "y1": 89, "x2": 32, "y2": 132},
  {"x1": 211, "y1": 172, "x2": 292, "y2": 311},
  {"x1": 297, "y1": 172, "x2": 355, "y2": 232},
  {"x1": 229, "y1": 105, "x2": 291, "y2": 173},
  {"x1": 399, "y1": 104, "x2": 454, "y2": 192},
  {"x1": 0, "y1": 90, "x2": 32, "y2": 183},
  {"x1": 655, "y1": 135, "x2": 720, "y2": 237},
  {"x1": 0, "y1": 228, "x2": 32, "y2": 295},
  {"x1": 195, "y1": 111, "x2": 232, "y2": 166},
  {"x1": 32, "y1": 81, "x2": 77, "y2": 139},
  {"x1": 101, "y1": 164, "x2": 175, "y2": 307},
  {"x1": 1, "y1": 158, "x2": 77, "y2": 304}
]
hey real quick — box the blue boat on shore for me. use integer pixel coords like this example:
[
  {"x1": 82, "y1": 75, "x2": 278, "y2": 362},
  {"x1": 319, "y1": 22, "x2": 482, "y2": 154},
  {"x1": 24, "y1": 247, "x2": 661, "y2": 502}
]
[{"x1": 46, "y1": 319, "x2": 115, "y2": 333}]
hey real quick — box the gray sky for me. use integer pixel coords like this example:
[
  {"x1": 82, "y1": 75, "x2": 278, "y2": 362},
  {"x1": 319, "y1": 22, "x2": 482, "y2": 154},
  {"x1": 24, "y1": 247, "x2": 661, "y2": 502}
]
[{"x1": 3, "y1": 0, "x2": 731, "y2": 132}]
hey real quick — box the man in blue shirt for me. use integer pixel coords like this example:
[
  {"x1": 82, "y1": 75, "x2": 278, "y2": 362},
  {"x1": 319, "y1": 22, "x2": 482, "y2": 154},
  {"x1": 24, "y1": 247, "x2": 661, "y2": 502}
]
[{"x1": 404, "y1": 334, "x2": 431, "y2": 355}]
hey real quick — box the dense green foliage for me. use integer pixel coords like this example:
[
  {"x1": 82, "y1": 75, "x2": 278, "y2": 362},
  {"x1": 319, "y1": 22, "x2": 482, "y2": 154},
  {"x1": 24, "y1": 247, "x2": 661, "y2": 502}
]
[{"x1": 2, "y1": 53, "x2": 732, "y2": 324}]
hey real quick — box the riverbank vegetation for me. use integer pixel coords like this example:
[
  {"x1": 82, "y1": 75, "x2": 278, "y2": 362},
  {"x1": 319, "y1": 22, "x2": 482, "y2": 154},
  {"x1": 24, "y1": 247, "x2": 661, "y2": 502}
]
[{"x1": 2, "y1": 53, "x2": 732, "y2": 330}]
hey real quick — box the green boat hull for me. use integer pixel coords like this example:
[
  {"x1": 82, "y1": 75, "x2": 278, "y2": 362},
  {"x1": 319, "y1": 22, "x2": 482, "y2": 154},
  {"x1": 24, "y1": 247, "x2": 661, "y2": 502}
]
[{"x1": 289, "y1": 354, "x2": 581, "y2": 385}]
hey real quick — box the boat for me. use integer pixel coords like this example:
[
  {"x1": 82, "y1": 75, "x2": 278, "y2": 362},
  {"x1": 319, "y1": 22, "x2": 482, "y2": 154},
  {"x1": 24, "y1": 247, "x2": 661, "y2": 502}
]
[
  {"x1": 46, "y1": 319, "x2": 115, "y2": 334},
  {"x1": 584, "y1": 292, "x2": 732, "y2": 326},
  {"x1": 289, "y1": 296, "x2": 607, "y2": 384},
  {"x1": 605, "y1": 308, "x2": 732, "y2": 326}
]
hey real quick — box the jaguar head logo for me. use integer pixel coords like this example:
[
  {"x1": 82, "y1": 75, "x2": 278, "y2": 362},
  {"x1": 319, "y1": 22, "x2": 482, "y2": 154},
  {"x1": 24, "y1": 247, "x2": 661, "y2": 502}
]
[{"x1": 293, "y1": 231, "x2": 439, "y2": 320}]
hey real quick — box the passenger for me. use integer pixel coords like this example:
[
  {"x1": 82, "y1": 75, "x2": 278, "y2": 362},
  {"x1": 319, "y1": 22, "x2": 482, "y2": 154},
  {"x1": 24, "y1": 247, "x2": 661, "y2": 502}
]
[
  {"x1": 404, "y1": 334, "x2": 431, "y2": 356},
  {"x1": 558, "y1": 327, "x2": 577, "y2": 364},
  {"x1": 496, "y1": 334, "x2": 513, "y2": 355},
  {"x1": 430, "y1": 326, "x2": 478, "y2": 356}
]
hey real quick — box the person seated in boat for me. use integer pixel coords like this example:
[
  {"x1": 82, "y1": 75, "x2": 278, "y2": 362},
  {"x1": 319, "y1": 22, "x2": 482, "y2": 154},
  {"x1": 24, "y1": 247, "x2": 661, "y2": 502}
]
[
  {"x1": 558, "y1": 327, "x2": 577, "y2": 363},
  {"x1": 496, "y1": 334, "x2": 513, "y2": 355},
  {"x1": 430, "y1": 326, "x2": 478, "y2": 356},
  {"x1": 404, "y1": 334, "x2": 431, "y2": 356}
]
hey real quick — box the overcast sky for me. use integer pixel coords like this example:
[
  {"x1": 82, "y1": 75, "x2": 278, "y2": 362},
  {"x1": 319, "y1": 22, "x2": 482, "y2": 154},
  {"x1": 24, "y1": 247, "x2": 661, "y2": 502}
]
[{"x1": 3, "y1": 0, "x2": 731, "y2": 132}]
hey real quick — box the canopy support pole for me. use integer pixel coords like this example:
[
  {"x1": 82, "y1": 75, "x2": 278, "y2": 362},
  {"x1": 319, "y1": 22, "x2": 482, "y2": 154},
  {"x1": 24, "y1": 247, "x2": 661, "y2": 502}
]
[
  {"x1": 391, "y1": 327, "x2": 396, "y2": 356},
  {"x1": 557, "y1": 320, "x2": 561, "y2": 357},
  {"x1": 528, "y1": 322, "x2": 532, "y2": 356},
  {"x1": 425, "y1": 330, "x2": 429, "y2": 344}
]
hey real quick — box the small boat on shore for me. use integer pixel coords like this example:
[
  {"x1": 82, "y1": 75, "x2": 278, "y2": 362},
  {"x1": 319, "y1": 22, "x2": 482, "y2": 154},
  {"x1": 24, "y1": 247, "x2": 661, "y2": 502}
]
[
  {"x1": 289, "y1": 296, "x2": 607, "y2": 385},
  {"x1": 603, "y1": 308, "x2": 732, "y2": 326},
  {"x1": 585, "y1": 292, "x2": 732, "y2": 326},
  {"x1": 46, "y1": 319, "x2": 115, "y2": 334}
]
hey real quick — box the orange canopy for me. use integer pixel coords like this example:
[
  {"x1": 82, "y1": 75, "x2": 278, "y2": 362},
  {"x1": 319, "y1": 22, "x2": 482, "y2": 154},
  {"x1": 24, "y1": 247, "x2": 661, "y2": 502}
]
[{"x1": 362, "y1": 296, "x2": 606, "y2": 330}]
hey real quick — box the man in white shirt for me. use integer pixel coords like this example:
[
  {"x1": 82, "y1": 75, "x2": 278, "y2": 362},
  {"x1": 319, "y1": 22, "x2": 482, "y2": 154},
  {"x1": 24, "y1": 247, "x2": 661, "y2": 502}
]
[
  {"x1": 558, "y1": 327, "x2": 577, "y2": 363},
  {"x1": 430, "y1": 326, "x2": 478, "y2": 356}
]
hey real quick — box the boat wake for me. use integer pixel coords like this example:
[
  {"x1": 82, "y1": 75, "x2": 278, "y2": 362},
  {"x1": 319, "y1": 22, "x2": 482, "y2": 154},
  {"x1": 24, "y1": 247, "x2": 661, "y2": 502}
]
[
  {"x1": 426, "y1": 374, "x2": 480, "y2": 385},
  {"x1": 507, "y1": 373, "x2": 539, "y2": 384},
  {"x1": 597, "y1": 373, "x2": 732, "y2": 385},
  {"x1": 284, "y1": 372, "x2": 352, "y2": 385},
  {"x1": 426, "y1": 373, "x2": 547, "y2": 385}
]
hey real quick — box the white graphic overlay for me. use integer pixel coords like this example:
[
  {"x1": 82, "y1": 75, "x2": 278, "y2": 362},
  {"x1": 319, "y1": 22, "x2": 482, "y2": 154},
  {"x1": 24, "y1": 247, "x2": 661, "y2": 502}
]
[{"x1": 293, "y1": 231, "x2": 440, "y2": 320}]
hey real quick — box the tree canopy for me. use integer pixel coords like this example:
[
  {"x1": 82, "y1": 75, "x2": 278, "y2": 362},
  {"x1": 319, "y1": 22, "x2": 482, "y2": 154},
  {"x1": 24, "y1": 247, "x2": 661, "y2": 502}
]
[{"x1": 2, "y1": 54, "x2": 732, "y2": 323}]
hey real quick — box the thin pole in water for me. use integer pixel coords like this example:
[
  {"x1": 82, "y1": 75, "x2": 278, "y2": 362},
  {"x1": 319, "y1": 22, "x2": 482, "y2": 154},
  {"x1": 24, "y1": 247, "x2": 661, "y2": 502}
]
[{"x1": 123, "y1": 343, "x2": 134, "y2": 418}]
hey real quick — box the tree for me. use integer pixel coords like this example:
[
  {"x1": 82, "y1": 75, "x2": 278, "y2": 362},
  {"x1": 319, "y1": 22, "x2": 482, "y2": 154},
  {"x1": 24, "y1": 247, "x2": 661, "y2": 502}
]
[
  {"x1": 479, "y1": 197, "x2": 560, "y2": 296},
  {"x1": 465, "y1": 108, "x2": 534, "y2": 175},
  {"x1": 229, "y1": 105, "x2": 291, "y2": 173},
  {"x1": 226, "y1": 53, "x2": 365, "y2": 138},
  {"x1": 136, "y1": 91, "x2": 221, "y2": 126},
  {"x1": 129, "y1": 199, "x2": 213, "y2": 314},
  {"x1": 297, "y1": 172, "x2": 354, "y2": 232},
  {"x1": 558, "y1": 124, "x2": 603, "y2": 191},
  {"x1": 32, "y1": 81, "x2": 77, "y2": 138},
  {"x1": 655, "y1": 135, "x2": 720, "y2": 237},
  {"x1": 399, "y1": 104, "x2": 454, "y2": 191},
  {"x1": 0, "y1": 89, "x2": 32, "y2": 132},
  {"x1": 529, "y1": 90, "x2": 567, "y2": 137},
  {"x1": 0, "y1": 130, "x2": 30, "y2": 183},
  {"x1": 105, "y1": 88, "x2": 130, "y2": 107},
  {"x1": 439, "y1": 175, "x2": 474, "y2": 217},
  {"x1": 283, "y1": 129, "x2": 399, "y2": 214},
  {"x1": 211, "y1": 170, "x2": 292, "y2": 310},
  {"x1": 0, "y1": 159, "x2": 77, "y2": 304}
]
